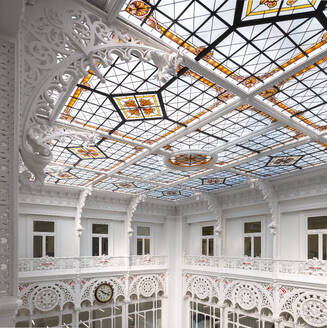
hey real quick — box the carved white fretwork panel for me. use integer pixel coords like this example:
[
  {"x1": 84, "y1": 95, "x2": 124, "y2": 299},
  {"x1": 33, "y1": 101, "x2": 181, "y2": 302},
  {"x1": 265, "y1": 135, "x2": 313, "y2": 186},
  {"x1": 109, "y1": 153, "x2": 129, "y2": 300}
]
[
  {"x1": 17, "y1": 272, "x2": 166, "y2": 313},
  {"x1": 184, "y1": 272, "x2": 327, "y2": 327}
]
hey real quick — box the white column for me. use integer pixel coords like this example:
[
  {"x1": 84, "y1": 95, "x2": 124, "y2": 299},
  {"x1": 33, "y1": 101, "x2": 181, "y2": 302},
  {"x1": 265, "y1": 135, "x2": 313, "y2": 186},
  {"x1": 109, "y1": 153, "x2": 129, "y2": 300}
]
[
  {"x1": 163, "y1": 215, "x2": 184, "y2": 328},
  {"x1": 0, "y1": 38, "x2": 20, "y2": 326}
]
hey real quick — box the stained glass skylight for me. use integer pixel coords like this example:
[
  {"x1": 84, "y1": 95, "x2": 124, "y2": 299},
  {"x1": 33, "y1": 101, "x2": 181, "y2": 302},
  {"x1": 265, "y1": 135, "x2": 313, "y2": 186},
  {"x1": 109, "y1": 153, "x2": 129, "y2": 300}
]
[{"x1": 44, "y1": 0, "x2": 327, "y2": 201}]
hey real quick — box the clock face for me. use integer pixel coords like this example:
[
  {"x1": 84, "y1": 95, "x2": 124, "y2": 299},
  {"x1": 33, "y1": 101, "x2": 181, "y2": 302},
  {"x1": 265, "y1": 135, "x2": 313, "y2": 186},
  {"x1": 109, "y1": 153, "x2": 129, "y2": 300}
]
[{"x1": 95, "y1": 283, "x2": 113, "y2": 303}]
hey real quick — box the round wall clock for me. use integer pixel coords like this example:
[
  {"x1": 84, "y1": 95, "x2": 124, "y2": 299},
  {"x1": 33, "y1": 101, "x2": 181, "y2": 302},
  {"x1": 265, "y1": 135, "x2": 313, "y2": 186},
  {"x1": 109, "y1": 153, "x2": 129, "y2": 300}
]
[{"x1": 94, "y1": 283, "x2": 113, "y2": 303}]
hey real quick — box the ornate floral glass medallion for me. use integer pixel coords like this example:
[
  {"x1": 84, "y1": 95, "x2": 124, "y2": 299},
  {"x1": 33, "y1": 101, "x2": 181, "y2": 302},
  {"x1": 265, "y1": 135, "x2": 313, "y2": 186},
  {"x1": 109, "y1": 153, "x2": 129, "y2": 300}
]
[
  {"x1": 165, "y1": 150, "x2": 217, "y2": 171},
  {"x1": 113, "y1": 94, "x2": 163, "y2": 120},
  {"x1": 266, "y1": 155, "x2": 302, "y2": 166}
]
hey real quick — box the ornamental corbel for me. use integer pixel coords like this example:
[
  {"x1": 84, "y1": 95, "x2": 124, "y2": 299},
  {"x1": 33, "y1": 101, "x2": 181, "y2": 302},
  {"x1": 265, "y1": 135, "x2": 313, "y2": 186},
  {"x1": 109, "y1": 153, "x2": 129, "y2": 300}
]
[
  {"x1": 248, "y1": 178, "x2": 279, "y2": 235},
  {"x1": 198, "y1": 192, "x2": 223, "y2": 236},
  {"x1": 126, "y1": 194, "x2": 146, "y2": 237},
  {"x1": 75, "y1": 186, "x2": 93, "y2": 237}
]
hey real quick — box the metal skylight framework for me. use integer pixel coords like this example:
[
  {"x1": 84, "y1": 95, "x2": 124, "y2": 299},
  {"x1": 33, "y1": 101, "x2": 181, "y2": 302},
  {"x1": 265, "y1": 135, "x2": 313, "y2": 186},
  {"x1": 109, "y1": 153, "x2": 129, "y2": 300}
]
[{"x1": 46, "y1": 0, "x2": 327, "y2": 201}]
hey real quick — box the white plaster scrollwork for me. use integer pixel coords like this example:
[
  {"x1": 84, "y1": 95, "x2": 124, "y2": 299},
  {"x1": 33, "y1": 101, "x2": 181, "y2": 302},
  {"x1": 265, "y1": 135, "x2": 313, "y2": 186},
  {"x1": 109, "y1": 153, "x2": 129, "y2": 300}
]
[
  {"x1": 126, "y1": 194, "x2": 146, "y2": 237},
  {"x1": 76, "y1": 186, "x2": 93, "y2": 237},
  {"x1": 34, "y1": 287, "x2": 59, "y2": 312},
  {"x1": 248, "y1": 178, "x2": 278, "y2": 235},
  {"x1": 232, "y1": 283, "x2": 262, "y2": 311},
  {"x1": 191, "y1": 276, "x2": 212, "y2": 300},
  {"x1": 295, "y1": 293, "x2": 327, "y2": 327},
  {"x1": 20, "y1": 0, "x2": 182, "y2": 183}
]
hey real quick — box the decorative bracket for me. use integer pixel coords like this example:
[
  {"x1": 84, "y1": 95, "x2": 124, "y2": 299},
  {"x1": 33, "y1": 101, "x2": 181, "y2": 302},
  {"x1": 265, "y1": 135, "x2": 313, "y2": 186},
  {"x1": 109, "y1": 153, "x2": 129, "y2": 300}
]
[
  {"x1": 198, "y1": 192, "x2": 223, "y2": 235},
  {"x1": 75, "y1": 186, "x2": 93, "y2": 237},
  {"x1": 126, "y1": 194, "x2": 146, "y2": 238},
  {"x1": 248, "y1": 178, "x2": 279, "y2": 235}
]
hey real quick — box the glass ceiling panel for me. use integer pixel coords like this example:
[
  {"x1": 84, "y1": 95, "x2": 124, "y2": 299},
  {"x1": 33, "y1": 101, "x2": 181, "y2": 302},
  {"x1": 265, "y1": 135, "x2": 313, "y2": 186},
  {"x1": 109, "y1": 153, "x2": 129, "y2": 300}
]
[
  {"x1": 242, "y1": 0, "x2": 321, "y2": 21},
  {"x1": 234, "y1": 142, "x2": 327, "y2": 177},
  {"x1": 147, "y1": 187, "x2": 194, "y2": 201},
  {"x1": 263, "y1": 57, "x2": 327, "y2": 131}
]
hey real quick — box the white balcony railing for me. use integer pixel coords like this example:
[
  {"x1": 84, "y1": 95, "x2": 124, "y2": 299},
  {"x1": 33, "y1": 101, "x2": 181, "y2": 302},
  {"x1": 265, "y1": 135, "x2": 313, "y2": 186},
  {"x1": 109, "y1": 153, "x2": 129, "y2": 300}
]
[
  {"x1": 184, "y1": 255, "x2": 327, "y2": 277},
  {"x1": 18, "y1": 255, "x2": 168, "y2": 274}
]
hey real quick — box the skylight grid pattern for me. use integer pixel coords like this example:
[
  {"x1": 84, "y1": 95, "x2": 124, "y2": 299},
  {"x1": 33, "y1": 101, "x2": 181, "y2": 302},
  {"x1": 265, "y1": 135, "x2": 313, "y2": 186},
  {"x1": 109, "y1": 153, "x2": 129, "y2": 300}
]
[
  {"x1": 234, "y1": 142, "x2": 327, "y2": 177},
  {"x1": 242, "y1": 0, "x2": 321, "y2": 21},
  {"x1": 94, "y1": 177, "x2": 153, "y2": 193},
  {"x1": 147, "y1": 188, "x2": 194, "y2": 201},
  {"x1": 216, "y1": 145, "x2": 255, "y2": 165},
  {"x1": 162, "y1": 74, "x2": 227, "y2": 123},
  {"x1": 269, "y1": 59, "x2": 327, "y2": 130},
  {"x1": 199, "y1": 106, "x2": 272, "y2": 143},
  {"x1": 151, "y1": 170, "x2": 190, "y2": 183},
  {"x1": 50, "y1": 168, "x2": 99, "y2": 186},
  {"x1": 168, "y1": 130, "x2": 226, "y2": 152},
  {"x1": 121, "y1": 0, "x2": 235, "y2": 52},
  {"x1": 210, "y1": 17, "x2": 324, "y2": 84},
  {"x1": 238, "y1": 127, "x2": 302, "y2": 151},
  {"x1": 51, "y1": 144, "x2": 79, "y2": 166}
]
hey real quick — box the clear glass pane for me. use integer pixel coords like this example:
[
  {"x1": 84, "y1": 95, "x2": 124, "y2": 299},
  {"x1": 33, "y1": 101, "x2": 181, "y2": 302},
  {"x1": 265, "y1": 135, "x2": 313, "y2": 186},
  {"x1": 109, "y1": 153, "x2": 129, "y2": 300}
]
[
  {"x1": 102, "y1": 237, "x2": 108, "y2": 255},
  {"x1": 114, "y1": 317, "x2": 122, "y2": 328},
  {"x1": 323, "y1": 234, "x2": 327, "y2": 260},
  {"x1": 140, "y1": 301, "x2": 153, "y2": 311},
  {"x1": 244, "y1": 237, "x2": 251, "y2": 257},
  {"x1": 91, "y1": 321, "x2": 100, "y2": 328},
  {"x1": 92, "y1": 237, "x2": 99, "y2": 256},
  {"x1": 144, "y1": 238, "x2": 150, "y2": 255},
  {"x1": 308, "y1": 217, "x2": 327, "y2": 230},
  {"x1": 137, "y1": 238, "x2": 143, "y2": 255},
  {"x1": 208, "y1": 238, "x2": 214, "y2": 256},
  {"x1": 239, "y1": 315, "x2": 259, "y2": 328},
  {"x1": 146, "y1": 311, "x2": 153, "y2": 327},
  {"x1": 33, "y1": 221, "x2": 54, "y2": 232},
  {"x1": 308, "y1": 234, "x2": 319, "y2": 259},
  {"x1": 79, "y1": 312, "x2": 89, "y2": 321},
  {"x1": 137, "y1": 226, "x2": 150, "y2": 236},
  {"x1": 244, "y1": 222, "x2": 261, "y2": 233},
  {"x1": 46, "y1": 236, "x2": 55, "y2": 257},
  {"x1": 34, "y1": 316, "x2": 59, "y2": 327},
  {"x1": 254, "y1": 236, "x2": 261, "y2": 257},
  {"x1": 202, "y1": 226, "x2": 214, "y2": 236},
  {"x1": 128, "y1": 314, "x2": 135, "y2": 328},
  {"x1": 33, "y1": 235, "x2": 42, "y2": 258},
  {"x1": 92, "y1": 224, "x2": 108, "y2": 234},
  {"x1": 62, "y1": 314, "x2": 72, "y2": 324},
  {"x1": 202, "y1": 239, "x2": 207, "y2": 255},
  {"x1": 15, "y1": 321, "x2": 29, "y2": 327}
]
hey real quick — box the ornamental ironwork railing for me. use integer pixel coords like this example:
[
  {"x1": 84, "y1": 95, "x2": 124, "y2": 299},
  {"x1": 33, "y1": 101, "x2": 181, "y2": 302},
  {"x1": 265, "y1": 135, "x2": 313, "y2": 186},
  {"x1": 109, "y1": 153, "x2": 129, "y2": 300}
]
[
  {"x1": 18, "y1": 255, "x2": 168, "y2": 274},
  {"x1": 184, "y1": 255, "x2": 327, "y2": 277}
]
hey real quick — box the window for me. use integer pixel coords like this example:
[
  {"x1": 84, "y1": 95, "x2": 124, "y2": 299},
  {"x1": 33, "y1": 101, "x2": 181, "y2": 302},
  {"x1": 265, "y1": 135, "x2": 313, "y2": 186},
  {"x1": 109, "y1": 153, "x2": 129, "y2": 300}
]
[
  {"x1": 202, "y1": 226, "x2": 214, "y2": 256},
  {"x1": 307, "y1": 216, "x2": 327, "y2": 260},
  {"x1": 128, "y1": 300, "x2": 161, "y2": 327},
  {"x1": 190, "y1": 300, "x2": 220, "y2": 328},
  {"x1": 137, "y1": 226, "x2": 151, "y2": 255},
  {"x1": 244, "y1": 221, "x2": 261, "y2": 257},
  {"x1": 33, "y1": 221, "x2": 55, "y2": 258},
  {"x1": 92, "y1": 224, "x2": 109, "y2": 256}
]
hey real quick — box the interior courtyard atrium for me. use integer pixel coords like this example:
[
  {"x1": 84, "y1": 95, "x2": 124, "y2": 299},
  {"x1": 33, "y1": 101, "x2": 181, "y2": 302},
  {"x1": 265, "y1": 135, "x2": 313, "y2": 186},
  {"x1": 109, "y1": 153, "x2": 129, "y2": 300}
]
[{"x1": 2, "y1": 0, "x2": 327, "y2": 327}]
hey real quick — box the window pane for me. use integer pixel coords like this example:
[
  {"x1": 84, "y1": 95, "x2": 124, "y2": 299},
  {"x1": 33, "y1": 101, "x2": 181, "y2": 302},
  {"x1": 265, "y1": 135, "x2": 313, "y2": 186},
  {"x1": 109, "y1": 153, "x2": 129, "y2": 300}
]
[
  {"x1": 137, "y1": 226, "x2": 150, "y2": 236},
  {"x1": 239, "y1": 315, "x2": 259, "y2": 328},
  {"x1": 244, "y1": 237, "x2": 251, "y2": 257},
  {"x1": 254, "y1": 236, "x2": 261, "y2": 257},
  {"x1": 34, "y1": 316, "x2": 59, "y2": 327},
  {"x1": 202, "y1": 239, "x2": 207, "y2": 256},
  {"x1": 46, "y1": 236, "x2": 54, "y2": 257},
  {"x1": 33, "y1": 235, "x2": 42, "y2": 258},
  {"x1": 244, "y1": 222, "x2": 261, "y2": 233},
  {"x1": 323, "y1": 234, "x2": 327, "y2": 261},
  {"x1": 33, "y1": 221, "x2": 54, "y2": 232},
  {"x1": 308, "y1": 234, "x2": 319, "y2": 259},
  {"x1": 308, "y1": 217, "x2": 327, "y2": 230},
  {"x1": 202, "y1": 226, "x2": 214, "y2": 236},
  {"x1": 208, "y1": 238, "x2": 214, "y2": 256},
  {"x1": 144, "y1": 238, "x2": 150, "y2": 255},
  {"x1": 102, "y1": 237, "x2": 108, "y2": 255},
  {"x1": 62, "y1": 314, "x2": 72, "y2": 324},
  {"x1": 92, "y1": 224, "x2": 108, "y2": 234},
  {"x1": 92, "y1": 237, "x2": 99, "y2": 256},
  {"x1": 137, "y1": 238, "x2": 143, "y2": 255}
]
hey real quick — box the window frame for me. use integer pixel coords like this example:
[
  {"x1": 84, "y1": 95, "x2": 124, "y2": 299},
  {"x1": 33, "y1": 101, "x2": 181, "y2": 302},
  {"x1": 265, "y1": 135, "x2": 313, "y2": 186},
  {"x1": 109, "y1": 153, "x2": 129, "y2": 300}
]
[
  {"x1": 91, "y1": 222, "x2": 110, "y2": 257},
  {"x1": 200, "y1": 224, "x2": 215, "y2": 256},
  {"x1": 243, "y1": 219, "x2": 262, "y2": 258},
  {"x1": 32, "y1": 219, "x2": 56, "y2": 258},
  {"x1": 306, "y1": 214, "x2": 327, "y2": 260},
  {"x1": 135, "y1": 224, "x2": 152, "y2": 256}
]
